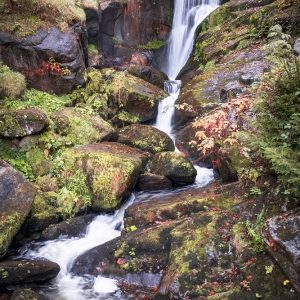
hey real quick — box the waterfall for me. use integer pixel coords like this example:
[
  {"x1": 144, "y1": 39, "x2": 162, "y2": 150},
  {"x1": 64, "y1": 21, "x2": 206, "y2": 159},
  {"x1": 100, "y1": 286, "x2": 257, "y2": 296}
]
[
  {"x1": 163, "y1": 0, "x2": 220, "y2": 80},
  {"x1": 18, "y1": 1, "x2": 219, "y2": 299},
  {"x1": 155, "y1": 0, "x2": 219, "y2": 140}
]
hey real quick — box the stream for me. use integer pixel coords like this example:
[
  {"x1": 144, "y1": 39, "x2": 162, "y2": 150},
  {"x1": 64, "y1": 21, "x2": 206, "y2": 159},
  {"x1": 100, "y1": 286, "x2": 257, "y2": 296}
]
[{"x1": 19, "y1": 1, "x2": 220, "y2": 299}]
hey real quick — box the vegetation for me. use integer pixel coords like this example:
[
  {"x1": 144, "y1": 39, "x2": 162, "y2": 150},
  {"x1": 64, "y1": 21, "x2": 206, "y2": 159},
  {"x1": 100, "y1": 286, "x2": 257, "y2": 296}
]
[
  {"x1": 138, "y1": 40, "x2": 166, "y2": 50},
  {"x1": 253, "y1": 58, "x2": 300, "y2": 197}
]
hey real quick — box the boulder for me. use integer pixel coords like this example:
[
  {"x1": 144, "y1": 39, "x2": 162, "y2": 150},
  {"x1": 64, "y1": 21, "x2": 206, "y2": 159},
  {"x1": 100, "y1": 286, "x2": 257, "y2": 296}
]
[
  {"x1": 138, "y1": 173, "x2": 172, "y2": 191},
  {"x1": 58, "y1": 142, "x2": 149, "y2": 211},
  {"x1": 127, "y1": 65, "x2": 168, "y2": 89},
  {"x1": 11, "y1": 289, "x2": 46, "y2": 300},
  {"x1": 103, "y1": 69, "x2": 166, "y2": 122},
  {"x1": 0, "y1": 27, "x2": 87, "y2": 94},
  {"x1": 51, "y1": 107, "x2": 117, "y2": 145},
  {"x1": 0, "y1": 259, "x2": 60, "y2": 285},
  {"x1": 263, "y1": 209, "x2": 300, "y2": 293},
  {"x1": 0, "y1": 161, "x2": 36, "y2": 258},
  {"x1": 0, "y1": 109, "x2": 49, "y2": 138},
  {"x1": 42, "y1": 214, "x2": 96, "y2": 240},
  {"x1": 294, "y1": 38, "x2": 300, "y2": 56},
  {"x1": 118, "y1": 124, "x2": 175, "y2": 154},
  {"x1": 148, "y1": 152, "x2": 197, "y2": 185}
]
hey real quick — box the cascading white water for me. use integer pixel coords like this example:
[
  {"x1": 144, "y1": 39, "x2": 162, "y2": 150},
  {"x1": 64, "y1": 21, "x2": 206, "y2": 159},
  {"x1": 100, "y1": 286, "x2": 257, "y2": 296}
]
[
  {"x1": 20, "y1": 2, "x2": 219, "y2": 299},
  {"x1": 163, "y1": 0, "x2": 220, "y2": 80}
]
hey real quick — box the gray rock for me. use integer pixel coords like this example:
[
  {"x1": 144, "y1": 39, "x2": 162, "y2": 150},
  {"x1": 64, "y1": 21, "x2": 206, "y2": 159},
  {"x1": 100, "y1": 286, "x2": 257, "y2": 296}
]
[
  {"x1": 0, "y1": 259, "x2": 60, "y2": 285},
  {"x1": 263, "y1": 209, "x2": 300, "y2": 293},
  {"x1": 42, "y1": 214, "x2": 96, "y2": 240},
  {"x1": 138, "y1": 173, "x2": 173, "y2": 191},
  {"x1": 0, "y1": 161, "x2": 36, "y2": 258},
  {"x1": 0, "y1": 26, "x2": 87, "y2": 94},
  {"x1": 220, "y1": 80, "x2": 246, "y2": 103},
  {"x1": 294, "y1": 38, "x2": 300, "y2": 56}
]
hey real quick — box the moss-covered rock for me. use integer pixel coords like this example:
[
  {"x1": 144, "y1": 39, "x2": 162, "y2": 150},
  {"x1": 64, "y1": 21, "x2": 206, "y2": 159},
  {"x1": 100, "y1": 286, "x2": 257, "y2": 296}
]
[
  {"x1": 103, "y1": 69, "x2": 166, "y2": 122},
  {"x1": 118, "y1": 124, "x2": 175, "y2": 153},
  {"x1": 0, "y1": 161, "x2": 36, "y2": 258},
  {"x1": 11, "y1": 288, "x2": 45, "y2": 300},
  {"x1": 0, "y1": 108, "x2": 49, "y2": 138},
  {"x1": 0, "y1": 64, "x2": 26, "y2": 99},
  {"x1": 57, "y1": 142, "x2": 149, "y2": 212},
  {"x1": 148, "y1": 151, "x2": 197, "y2": 185},
  {"x1": 52, "y1": 107, "x2": 117, "y2": 145}
]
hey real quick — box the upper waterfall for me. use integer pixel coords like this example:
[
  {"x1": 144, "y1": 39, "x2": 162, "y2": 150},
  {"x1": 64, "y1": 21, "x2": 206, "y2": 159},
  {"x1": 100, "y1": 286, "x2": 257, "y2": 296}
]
[{"x1": 162, "y1": 0, "x2": 220, "y2": 80}]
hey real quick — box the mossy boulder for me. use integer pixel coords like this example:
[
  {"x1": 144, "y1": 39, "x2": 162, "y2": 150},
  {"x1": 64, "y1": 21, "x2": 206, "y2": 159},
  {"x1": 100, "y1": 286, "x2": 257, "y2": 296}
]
[
  {"x1": 52, "y1": 107, "x2": 117, "y2": 145},
  {"x1": 263, "y1": 209, "x2": 300, "y2": 293},
  {"x1": 0, "y1": 259, "x2": 60, "y2": 285},
  {"x1": 148, "y1": 151, "x2": 197, "y2": 185},
  {"x1": 0, "y1": 108, "x2": 49, "y2": 138},
  {"x1": 118, "y1": 124, "x2": 175, "y2": 153},
  {"x1": 127, "y1": 65, "x2": 168, "y2": 89},
  {"x1": 0, "y1": 64, "x2": 26, "y2": 99},
  {"x1": 58, "y1": 142, "x2": 149, "y2": 211},
  {"x1": 11, "y1": 289, "x2": 46, "y2": 300},
  {"x1": 0, "y1": 161, "x2": 36, "y2": 258},
  {"x1": 103, "y1": 69, "x2": 167, "y2": 122}
]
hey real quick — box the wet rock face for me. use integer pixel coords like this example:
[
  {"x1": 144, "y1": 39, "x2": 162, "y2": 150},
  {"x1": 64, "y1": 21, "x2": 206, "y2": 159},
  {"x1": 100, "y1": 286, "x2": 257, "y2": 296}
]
[
  {"x1": 263, "y1": 209, "x2": 300, "y2": 293},
  {"x1": 0, "y1": 161, "x2": 36, "y2": 258},
  {"x1": 0, "y1": 109, "x2": 49, "y2": 138},
  {"x1": 0, "y1": 259, "x2": 60, "y2": 285},
  {"x1": 0, "y1": 26, "x2": 87, "y2": 94},
  {"x1": 99, "y1": 0, "x2": 172, "y2": 62},
  {"x1": 42, "y1": 214, "x2": 96, "y2": 240},
  {"x1": 138, "y1": 173, "x2": 172, "y2": 191},
  {"x1": 118, "y1": 124, "x2": 175, "y2": 154}
]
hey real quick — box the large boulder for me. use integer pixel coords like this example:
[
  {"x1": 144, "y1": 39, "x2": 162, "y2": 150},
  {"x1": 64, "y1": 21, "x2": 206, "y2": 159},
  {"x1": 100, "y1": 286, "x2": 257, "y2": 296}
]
[
  {"x1": 0, "y1": 27, "x2": 87, "y2": 94},
  {"x1": 104, "y1": 69, "x2": 166, "y2": 123},
  {"x1": 263, "y1": 209, "x2": 300, "y2": 293},
  {"x1": 137, "y1": 173, "x2": 172, "y2": 191},
  {"x1": 118, "y1": 124, "x2": 175, "y2": 154},
  {"x1": 58, "y1": 142, "x2": 149, "y2": 211},
  {"x1": 52, "y1": 107, "x2": 117, "y2": 145},
  {"x1": 0, "y1": 161, "x2": 36, "y2": 258},
  {"x1": 0, "y1": 109, "x2": 49, "y2": 138},
  {"x1": 148, "y1": 152, "x2": 197, "y2": 185},
  {"x1": 127, "y1": 65, "x2": 168, "y2": 89},
  {"x1": 0, "y1": 259, "x2": 60, "y2": 285}
]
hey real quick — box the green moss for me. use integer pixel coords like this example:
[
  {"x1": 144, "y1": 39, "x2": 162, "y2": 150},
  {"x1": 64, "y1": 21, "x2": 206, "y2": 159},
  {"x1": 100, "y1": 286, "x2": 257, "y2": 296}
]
[
  {"x1": 0, "y1": 64, "x2": 26, "y2": 99},
  {"x1": 0, "y1": 212, "x2": 21, "y2": 257},
  {"x1": 137, "y1": 40, "x2": 166, "y2": 50},
  {"x1": 3, "y1": 89, "x2": 73, "y2": 116}
]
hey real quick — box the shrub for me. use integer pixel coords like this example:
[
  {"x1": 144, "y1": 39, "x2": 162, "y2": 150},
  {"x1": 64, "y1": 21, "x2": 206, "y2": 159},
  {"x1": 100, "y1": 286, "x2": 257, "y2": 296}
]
[
  {"x1": 253, "y1": 57, "x2": 300, "y2": 197},
  {"x1": 0, "y1": 64, "x2": 26, "y2": 99}
]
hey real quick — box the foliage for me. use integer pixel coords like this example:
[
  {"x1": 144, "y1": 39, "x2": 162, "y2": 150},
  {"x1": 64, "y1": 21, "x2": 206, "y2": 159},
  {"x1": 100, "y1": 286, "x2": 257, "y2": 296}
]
[
  {"x1": 262, "y1": 25, "x2": 292, "y2": 59},
  {"x1": 138, "y1": 40, "x2": 166, "y2": 50},
  {"x1": 3, "y1": 89, "x2": 73, "y2": 114},
  {"x1": 244, "y1": 207, "x2": 265, "y2": 253},
  {"x1": 190, "y1": 96, "x2": 252, "y2": 157},
  {"x1": 253, "y1": 57, "x2": 300, "y2": 197},
  {"x1": 0, "y1": 64, "x2": 26, "y2": 99}
]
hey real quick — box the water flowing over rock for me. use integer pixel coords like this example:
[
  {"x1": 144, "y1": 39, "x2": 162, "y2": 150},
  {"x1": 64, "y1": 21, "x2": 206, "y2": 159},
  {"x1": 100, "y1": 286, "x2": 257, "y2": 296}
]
[{"x1": 162, "y1": 0, "x2": 219, "y2": 80}]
